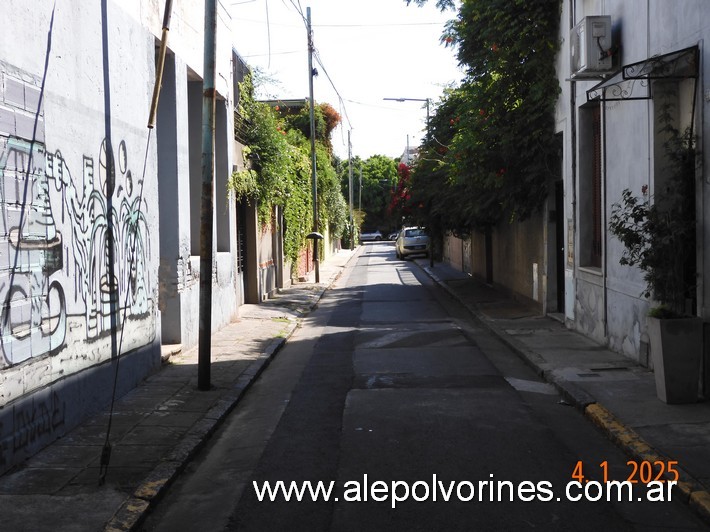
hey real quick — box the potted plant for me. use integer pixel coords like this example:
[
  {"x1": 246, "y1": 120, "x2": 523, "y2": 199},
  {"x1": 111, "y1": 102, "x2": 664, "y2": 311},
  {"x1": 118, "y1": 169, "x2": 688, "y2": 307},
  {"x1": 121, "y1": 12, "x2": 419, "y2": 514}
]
[{"x1": 609, "y1": 110, "x2": 700, "y2": 404}]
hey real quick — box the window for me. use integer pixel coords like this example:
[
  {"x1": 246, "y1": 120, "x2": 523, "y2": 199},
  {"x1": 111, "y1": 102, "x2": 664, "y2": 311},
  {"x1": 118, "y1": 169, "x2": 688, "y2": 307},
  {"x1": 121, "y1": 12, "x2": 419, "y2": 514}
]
[{"x1": 578, "y1": 104, "x2": 603, "y2": 269}]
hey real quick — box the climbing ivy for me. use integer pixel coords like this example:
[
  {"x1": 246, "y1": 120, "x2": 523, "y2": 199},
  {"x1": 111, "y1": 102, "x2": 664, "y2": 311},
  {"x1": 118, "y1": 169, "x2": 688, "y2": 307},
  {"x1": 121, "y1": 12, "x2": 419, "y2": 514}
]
[{"x1": 228, "y1": 73, "x2": 347, "y2": 267}]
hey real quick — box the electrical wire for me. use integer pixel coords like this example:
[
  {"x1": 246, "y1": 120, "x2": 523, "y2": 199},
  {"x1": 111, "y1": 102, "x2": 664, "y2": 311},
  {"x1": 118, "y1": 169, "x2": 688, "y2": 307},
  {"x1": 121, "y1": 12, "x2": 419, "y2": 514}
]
[
  {"x1": 312, "y1": 49, "x2": 353, "y2": 130},
  {"x1": 282, "y1": 2, "x2": 355, "y2": 133},
  {"x1": 236, "y1": 18, "x2": 447, "y2": 28}
]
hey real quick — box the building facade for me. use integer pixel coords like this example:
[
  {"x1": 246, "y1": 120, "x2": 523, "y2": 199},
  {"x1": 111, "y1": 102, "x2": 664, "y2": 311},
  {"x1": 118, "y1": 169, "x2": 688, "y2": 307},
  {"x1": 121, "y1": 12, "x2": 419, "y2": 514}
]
[
  {"x1": 0, "y1": 0, "x2": 247, "y2": 473},
  {"x1": 441, "y1": 0, "x2": 709, "y2": 374},
  {"x1": 557, "y1": 0, "x2": 709, "y2": 362}
]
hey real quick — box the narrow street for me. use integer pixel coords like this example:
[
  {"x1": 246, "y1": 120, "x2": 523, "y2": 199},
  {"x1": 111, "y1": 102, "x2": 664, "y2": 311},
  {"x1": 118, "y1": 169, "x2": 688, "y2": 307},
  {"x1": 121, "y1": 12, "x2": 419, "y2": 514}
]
[{"x1": 143, "y1": 243, "x2": 706, "y2": 531}]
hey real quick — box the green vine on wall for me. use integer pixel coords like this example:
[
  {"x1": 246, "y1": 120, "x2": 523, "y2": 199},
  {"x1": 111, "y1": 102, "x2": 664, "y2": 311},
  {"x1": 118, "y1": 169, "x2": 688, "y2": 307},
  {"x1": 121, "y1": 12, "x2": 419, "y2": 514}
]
[
  {"x1": 228, "y1": 73, "x2": 347, "y2": 267},
  {"x1": 229, "y1": 74, "x2": 312, "y2": 265}
]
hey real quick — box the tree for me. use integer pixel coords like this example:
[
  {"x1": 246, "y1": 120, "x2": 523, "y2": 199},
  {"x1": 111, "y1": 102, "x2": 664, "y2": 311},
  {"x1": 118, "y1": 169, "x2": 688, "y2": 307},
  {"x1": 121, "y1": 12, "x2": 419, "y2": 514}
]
[
  {"x1": 359, "y1": 155, "x2": 398, "y2": 231},
  {"x1": 404, "y1": 0, "x2": 562, "y2": 233}
]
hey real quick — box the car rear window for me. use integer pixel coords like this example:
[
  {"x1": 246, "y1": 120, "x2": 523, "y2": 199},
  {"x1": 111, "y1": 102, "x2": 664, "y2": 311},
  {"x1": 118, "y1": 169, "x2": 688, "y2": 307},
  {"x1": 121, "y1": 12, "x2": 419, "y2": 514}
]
[{"x1": 404, "y1": 229, "x2": 426, "y2": 237}]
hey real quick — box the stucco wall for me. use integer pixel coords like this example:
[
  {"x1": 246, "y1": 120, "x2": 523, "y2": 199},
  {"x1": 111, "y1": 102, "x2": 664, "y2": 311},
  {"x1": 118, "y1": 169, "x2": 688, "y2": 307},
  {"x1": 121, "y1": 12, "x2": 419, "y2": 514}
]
[
  {"x1": 492, "y1": 213, "x2": 546, "y2": 306},
  {"x1": 0, "y1": 0, "x2": 160, "y2": 472},
  {"x1": 461, "y1": 212, "x2": 545, "y2": 310},
  {"x1": 559, "y1": 0, "x2": 710, "y2": 360},
  {"x1": 443, "y1": 234, "x2": 465, "y2": 272},
  {"x1": 149, "y1": 0, "x2": 240, "y2": 350}
]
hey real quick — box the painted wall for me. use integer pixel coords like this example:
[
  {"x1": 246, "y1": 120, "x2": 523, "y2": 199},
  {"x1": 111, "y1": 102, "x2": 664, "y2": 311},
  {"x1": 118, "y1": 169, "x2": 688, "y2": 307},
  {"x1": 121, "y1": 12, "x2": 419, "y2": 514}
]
[
  {"x1": 149, "y1": 1, "x2": 240, "y2": 350},
  {"x1": 462, "y1": 213, "x2": 546, "y2": 311},
  {"x1": 558, "y1": 0, "x2": 710, "y2": 360},
  {"x1": 443, "y1": 234, "x2": 466, "y2": 273},
  {"x1": 0, "y1": 0, "x2": 159, "y2": 472},
  {"x1": 0, "y1": 0, "x2": 241, "y2": 473},
  {"x1": 492, "y1": 214, "x2": 545, "y2": 306}
]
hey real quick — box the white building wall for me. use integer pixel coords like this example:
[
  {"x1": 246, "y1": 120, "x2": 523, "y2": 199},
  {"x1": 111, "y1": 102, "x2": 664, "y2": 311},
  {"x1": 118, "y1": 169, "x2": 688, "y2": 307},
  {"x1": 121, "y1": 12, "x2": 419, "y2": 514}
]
[
  {"x1": 558, "y1": 0, "x2": 710, "y2": 361},
  {"x1": 0, "y1": 0, "x2": 239, "y2": 473},
  {"x1": 0, "y1": 0, "x2": 160, "y2": 472}
]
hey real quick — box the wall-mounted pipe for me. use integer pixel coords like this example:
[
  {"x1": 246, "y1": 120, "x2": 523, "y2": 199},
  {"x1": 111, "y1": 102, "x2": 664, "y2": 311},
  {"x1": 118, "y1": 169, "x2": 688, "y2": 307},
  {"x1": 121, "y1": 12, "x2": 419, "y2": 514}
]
[{"x1": 147, "y1": 0, "x2": 174, "y2": 129}]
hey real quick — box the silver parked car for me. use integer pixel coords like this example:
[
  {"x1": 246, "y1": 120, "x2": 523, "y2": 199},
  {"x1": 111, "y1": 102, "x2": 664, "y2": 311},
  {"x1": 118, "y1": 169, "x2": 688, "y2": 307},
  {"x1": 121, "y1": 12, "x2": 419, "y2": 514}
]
[
  {"x1": 360, "y1": 230, "x2": 383, "y2": 242},
  {"x1": 395, "y1": 227, "x2": 429, "y2": 259}
]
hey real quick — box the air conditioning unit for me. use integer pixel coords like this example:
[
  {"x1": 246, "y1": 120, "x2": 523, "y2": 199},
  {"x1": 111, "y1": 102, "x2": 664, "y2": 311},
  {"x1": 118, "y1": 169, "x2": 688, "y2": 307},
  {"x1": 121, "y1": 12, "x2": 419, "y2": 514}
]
[{"x1": 570, "y1": 16, "x2": 613, "y2": 78}]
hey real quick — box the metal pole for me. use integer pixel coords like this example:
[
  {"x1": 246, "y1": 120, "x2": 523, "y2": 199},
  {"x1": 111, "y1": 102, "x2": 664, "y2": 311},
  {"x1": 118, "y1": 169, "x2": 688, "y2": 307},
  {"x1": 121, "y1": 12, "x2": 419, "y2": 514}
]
[
  {"x1": 383, "y1": 97, "x2": 430, "y2": 143},
  {"x1": 198, "y1": 0, "x2": 217, "y2": 391},
  {"x1": 307, "y1": 7, "x2": 319, "y2": 282},
  {"x1": 425, "y1": 98, "x2": 430, "y2": 141},
  {"x1": 359, "y1": 166, "x2": 362, "y2": 213},
  {"x1": 348, "y1": 130, "x2": 354, "y2": 250},
  {"x1": 383, "y1": 97, "x2": 433, "y2": 266}
]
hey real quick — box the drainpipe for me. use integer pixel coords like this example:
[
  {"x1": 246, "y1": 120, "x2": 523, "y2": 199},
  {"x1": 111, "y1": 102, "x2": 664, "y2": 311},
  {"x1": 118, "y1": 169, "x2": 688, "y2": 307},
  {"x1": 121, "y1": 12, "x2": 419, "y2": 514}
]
[
  {"x1": 600, "y1": 4, "x2": 617, "y2": 340},
  {"x1": 147, "y1": 0, "x2": 174, "y2": 129},
  {"x1": 569, "y1": 0, "x2": 577, "y2": 323}
]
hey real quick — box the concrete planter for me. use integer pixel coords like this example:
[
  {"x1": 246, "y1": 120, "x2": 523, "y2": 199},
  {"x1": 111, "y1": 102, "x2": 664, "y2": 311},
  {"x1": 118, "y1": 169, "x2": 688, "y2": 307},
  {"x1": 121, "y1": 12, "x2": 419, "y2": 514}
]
[{"x1": 647, "y1": 316, "x2": 703, "y2": 404}]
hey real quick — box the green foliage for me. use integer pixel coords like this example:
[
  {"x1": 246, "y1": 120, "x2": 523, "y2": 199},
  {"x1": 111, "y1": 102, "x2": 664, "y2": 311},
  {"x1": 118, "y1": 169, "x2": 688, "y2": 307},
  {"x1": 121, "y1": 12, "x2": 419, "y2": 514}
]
[
  {"x1": 317, "y1": 144, "x2": 349, "y2": 238},
  {"x1": 360, "y1": 155, "x2": 398, "y2": 231},
  {"x1": 228, "y1": 73, "x2": 346, "y2": 267},
  {"x1": 282, "y1": 102, "x2": 342, "y2": 154},
  {"x1": 406, "y1": 0, "x2": 456, "y2": 9},
  {"x1": 229, "y1": 146, "x2": 259, "y2": 199},
  {"x1": 280, "y1": 132, "x2": 313, "y2": 264},
  {"x1": 336, "y1": 154, "x2": 399, "y2": 232},
  {"x1": 284, "y1": 103, "x2": 326, "y2": 146},
  {"x1": 647, "y1": 305, "x2": 681, "y2": 319},
  {"x1": 406, "y1": 0, "x2": 562, "y2": 233},
  {"x1": 609, "y1": 111, "x2": 697, "y2": 315}
]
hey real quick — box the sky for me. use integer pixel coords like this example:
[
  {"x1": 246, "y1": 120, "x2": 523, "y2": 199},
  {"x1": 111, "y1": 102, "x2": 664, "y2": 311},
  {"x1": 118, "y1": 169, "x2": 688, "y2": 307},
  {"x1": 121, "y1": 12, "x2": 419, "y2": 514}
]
[{"x1": 229, "y1": 0, "x2": 463, "y2": 161}]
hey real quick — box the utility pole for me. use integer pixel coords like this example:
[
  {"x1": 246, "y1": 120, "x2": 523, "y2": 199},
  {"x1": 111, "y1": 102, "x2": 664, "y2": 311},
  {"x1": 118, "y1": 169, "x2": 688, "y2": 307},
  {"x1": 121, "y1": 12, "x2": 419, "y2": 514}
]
[
  {"x1": 359, "y1": 166, "x2": 362, "y2": 213},
  {"x1": 348, "y1": 130, "x2": 354, "y2": 250},
  {"x1": 307, "y1": 7, "x2": 319, "y2": 283},
  {"x1": 198, "y1": 0, "x2": 217, "y2": 391}
]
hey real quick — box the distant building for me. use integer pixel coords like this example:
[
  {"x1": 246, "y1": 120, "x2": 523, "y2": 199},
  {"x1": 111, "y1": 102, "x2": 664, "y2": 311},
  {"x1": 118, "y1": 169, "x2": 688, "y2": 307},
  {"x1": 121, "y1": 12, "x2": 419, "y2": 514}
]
[{"x1": 400, "y1": 146, "x2": 419, "y2": 166}]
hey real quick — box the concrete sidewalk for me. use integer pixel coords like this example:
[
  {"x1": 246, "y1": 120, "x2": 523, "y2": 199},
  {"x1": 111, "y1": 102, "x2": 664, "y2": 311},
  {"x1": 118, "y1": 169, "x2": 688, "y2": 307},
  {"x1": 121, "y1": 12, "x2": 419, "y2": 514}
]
[
  {"x1": 0, "y1": 247, "x2": 361, "y2": 532},
  {"x1": 415, "y1": 257, "x2": 710, "y2": 525}
]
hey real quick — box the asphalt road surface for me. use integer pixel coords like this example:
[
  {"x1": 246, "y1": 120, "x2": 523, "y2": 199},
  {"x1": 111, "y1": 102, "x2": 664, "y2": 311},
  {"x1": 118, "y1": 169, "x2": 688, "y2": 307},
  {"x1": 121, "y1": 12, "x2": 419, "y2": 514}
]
[{"x1": 143, "y1": 242, "x2": 707, "y2": 531}]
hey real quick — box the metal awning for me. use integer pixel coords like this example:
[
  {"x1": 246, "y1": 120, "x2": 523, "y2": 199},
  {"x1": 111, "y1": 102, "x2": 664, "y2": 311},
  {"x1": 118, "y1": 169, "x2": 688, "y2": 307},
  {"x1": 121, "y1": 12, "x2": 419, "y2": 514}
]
[{"x1": 587, "y1": 46, "x2": 698, "y2": 102}]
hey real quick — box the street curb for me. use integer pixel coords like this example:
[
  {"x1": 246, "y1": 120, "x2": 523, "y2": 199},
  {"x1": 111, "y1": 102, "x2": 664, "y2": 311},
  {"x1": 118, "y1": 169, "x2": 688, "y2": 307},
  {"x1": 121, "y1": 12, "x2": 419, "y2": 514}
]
[
  {"x1": 104, "y1": 250, "x2": 361, "y2": 531},
  {"x1": 585, "y1": 403, "x2": 710, "y2": 524},
  {"x1": 104, "y1": 328, "x2": 296, "y2": 532},
  {"x1": 419, "y1": 262, "x2": 710, "y2": 525}
]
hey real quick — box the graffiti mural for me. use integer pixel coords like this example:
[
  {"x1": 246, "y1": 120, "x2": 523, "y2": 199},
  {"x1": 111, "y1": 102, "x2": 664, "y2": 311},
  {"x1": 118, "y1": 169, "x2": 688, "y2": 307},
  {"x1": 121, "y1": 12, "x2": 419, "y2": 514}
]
[
  {"x1": 45, "y1": 139, "x2": 151, "y2": 341},
  {"x1": 0, "y1": 68, "x2": 153, "y2": 369},
  {"x1": 0, "y1": 136, "x2": 66, "y2": 365}
]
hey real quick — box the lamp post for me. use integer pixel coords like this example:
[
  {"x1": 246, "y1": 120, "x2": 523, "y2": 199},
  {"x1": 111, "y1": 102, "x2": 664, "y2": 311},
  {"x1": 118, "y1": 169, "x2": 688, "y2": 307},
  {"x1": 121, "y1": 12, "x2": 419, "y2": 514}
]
[
  {"x1": 383, "y1": 97, "x2": 430, "y2": 143},
  {"x1": 383, "y1": 97, "x2": 434, "y2": 268}
]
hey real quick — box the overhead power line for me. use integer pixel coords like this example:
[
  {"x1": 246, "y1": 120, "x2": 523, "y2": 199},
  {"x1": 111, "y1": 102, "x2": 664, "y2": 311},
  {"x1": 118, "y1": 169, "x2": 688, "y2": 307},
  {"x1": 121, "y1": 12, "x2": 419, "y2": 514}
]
[
  {"x1": 280, "y1": 4, "x2": 355, "y2": 131},
  {"x1": 312, "y1": 49, "x2": 353, "y2": 130},
  {"x1": 236, "y1": 18, "x2": 447, "y2": 28}
]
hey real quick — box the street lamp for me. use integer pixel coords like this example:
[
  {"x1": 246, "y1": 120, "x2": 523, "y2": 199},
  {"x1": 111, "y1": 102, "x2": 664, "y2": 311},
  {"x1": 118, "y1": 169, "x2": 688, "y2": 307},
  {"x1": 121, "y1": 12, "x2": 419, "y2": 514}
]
[
  {"x1": 383, "y1": 97, "x2": 434, "y2": 268},
  {"x1": 383, "y1": 97, "x2": 431, "y2": 142}
]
